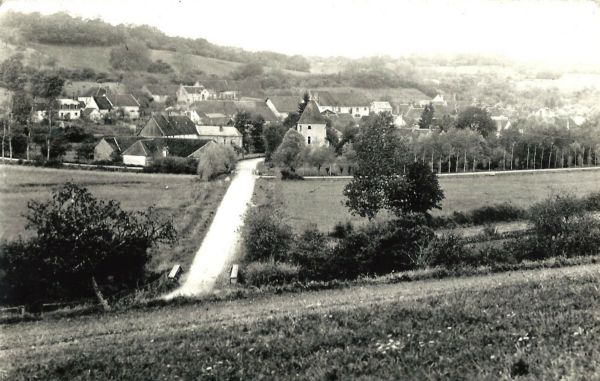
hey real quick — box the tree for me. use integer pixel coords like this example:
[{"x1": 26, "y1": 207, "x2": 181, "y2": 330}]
[
  {"x1": 233, "y1": 111, "x2": 253, "y2": 152},
  {"x1": 0, "y1": 55, "x2": 27, "y2": 91},
  {"x1": 344, "y1": 112, "x2": 444, "y2": 219},
  {"x1": 272, "y1": 129, "x2": 305, "y2": 172},
  {"x1": 262, "y1": 123, "x2": 288, "y2": 161},
  {"x1": 30, "y1": 70, "x2": 64, "y2": 160},
  {"x1": 418, "y1": 103, "x2": 434, "y2": 130},
  {"x1": 306, "y1": 146, "x2": 336, "y2": 174},
  {"x1": 2, "y1": 183, "x2": 176, "y2": 309},
  {"x1": 283, "y1": 92, "x2": 310, "y2": 128},
  {"x1": 232, "y1": 62, "x2": 264, "y2": 80},
  {"x1": 196, "y1": 144, "x2": 237, "y2": 181},
  {"x1": 456, "y1": 106, "x2": 496, "y2": 138},
  {"x1": 250, "y1": 115, "x2": 266, "y2": 153},
  {"x1": 109, "y1": 40, "x2": 151, "y2": 71}
]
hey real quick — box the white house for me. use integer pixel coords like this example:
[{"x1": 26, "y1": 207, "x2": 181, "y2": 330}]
[
  {"x1": 297, "y1": 100, "x2": 328, "y2": 147},
  {"x1": 370, "y1": 101, "x2": 393, "y2": 114},
  {"x1": 311, "y1": 91, "x2": 370, "y2": 118},
  {"x1": 195, "y1": 125, "x2": 242, "y2": 147},
  {"x1": 56, "y1": 98, "x2": 84, "y2": 120}
]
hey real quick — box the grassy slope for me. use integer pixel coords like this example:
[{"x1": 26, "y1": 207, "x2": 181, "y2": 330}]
[
  {"x1": 2, "y1": 264, "x2": 600, "y2": 380},
  {"x1": 0, "y1": 165, "x2": 228, "y2": 272},
  {"x1": 272, "y1": 168, "x2": 600, "y2": 232}
]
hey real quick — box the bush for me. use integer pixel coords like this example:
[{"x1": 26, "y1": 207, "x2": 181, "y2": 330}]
[
  {"x1": 243, "y1": 206, "x2": 294, "y2": 262},
  {"x1": 290, "y1": 227, "x2": 336, "y2": 281},
  {"x1": 144, "y1": 156, "x2": 197, "y2": 174},
  {"x1": 330, "y1": 221, "x2": 354, "y2": 239},
  {"x1": 197, "y1": 144, "x2": 237, "y2": 181},
  {"x1": 470, "y1": 203, "x2": 525, "y2": 225},
  {"x1": 243, "y1": 261, "x2": 300, "y2": 287},
  {"x1": 280, "y1": 169, "x2": 304, "y2": 180},
  {"x1": 427, "y1": 233, "x2": 477, "y2": 268}
]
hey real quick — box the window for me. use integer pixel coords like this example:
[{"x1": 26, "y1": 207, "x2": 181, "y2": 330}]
[
  {"x1": 308, "y1": 136, "x2": 311, "y2": 145},
  {"x1": 298, "y1": 125, "x2": 302, "y2": 132},
  {"x1": 308, "y1": 125, "x2": 312, "y2": 130}
]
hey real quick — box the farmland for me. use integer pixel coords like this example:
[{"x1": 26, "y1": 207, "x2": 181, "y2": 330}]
[
  {"x1": 266, "y1": 168, "x2": 600, "y2": 232},
  {"x1": 0, "y1": 165, "x2": 229, "y2": 271},
  {"x1": 2, "y1": 264, "x2": 599, "y2": 380}
]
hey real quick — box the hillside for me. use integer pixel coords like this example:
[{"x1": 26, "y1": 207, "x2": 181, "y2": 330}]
[{"x1": 2, "y1": 264, "x2": 600, "y2": 379}]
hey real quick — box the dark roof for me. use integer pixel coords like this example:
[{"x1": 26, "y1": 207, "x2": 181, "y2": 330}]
[
  {"x1": 298, "y1": 100, "x2": 327, "y2": 124},
  {"x1": 144, "y1": 84, "x2": 179, "y2": 97},
  {"x1": 123, "y1": 138, "x2": 213, "y2": 157},
  {"x1": 198, "y1": 113, "x2": 234, "y2": 126},
  {"x1": 313, "y1": 91, "x2": 370, "y2": 107},
  {"x1": 234, "y1": 101, "x2": 279, "y2": 123},
  {"x1": 103, "y1": 137, "x2": 142, "y2": 153},
  {"x1": 268, "y1": 96, "x2": 301, "y2": 113},
  {"x1": 94, "y1": 96, "x2": 112, "y2": 110},
  {"x1": 107, "y1": 94, "x2": 140, "y2": 107},
  {"x1": 150, "y1": 114, "x2": 198, "y2": 136}
]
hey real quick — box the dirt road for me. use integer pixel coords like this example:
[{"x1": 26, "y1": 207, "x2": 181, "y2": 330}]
[{"x1": 166, "y1": 158, "x2": 263, "y2": 298}]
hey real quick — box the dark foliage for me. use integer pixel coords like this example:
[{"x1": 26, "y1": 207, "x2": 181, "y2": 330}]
[
  {"x1": 143, "y1": 156, "x2": 198, "y2": 174},
  {"x1": 243, "y1": 206, "x2": 294, "y2": 263}
]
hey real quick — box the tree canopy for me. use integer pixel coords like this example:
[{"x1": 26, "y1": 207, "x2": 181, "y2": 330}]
[{"x1": 456, "y1": 106, "x2": 496, "y2": 138}]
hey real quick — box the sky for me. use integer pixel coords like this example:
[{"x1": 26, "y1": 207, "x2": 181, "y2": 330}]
[{"x1": 1, "y1": 0, "x2": 600, "y2": 66}]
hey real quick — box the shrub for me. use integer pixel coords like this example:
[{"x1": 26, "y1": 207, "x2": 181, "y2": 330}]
[
  {"x1": 470, "y1": 203, "x2": 525, "y2": 225},
  {"x1": 330, "y1": 221, "x2": 354, "y2": 239},
  {"x1": 243, "y1": 261, "x2": 300, "y2": 287},
  {"x1": 290, "y1": 227, "x2": 336, "y2": 281},
  {"x1": 280, "y1": 169, "x2": 304, "y2": 180},
  {"x1": 427, "y1": 233, "x2": 477, "y2": 268},
  {"x1": 243, "y1": 206, "x2": 294, "y2": 262},
  {"x1": 144, "y1": 156, "x2": 197, "y2": 174},
  {"x1": 197, "y1": 144, "x2": 237, "y2": 181}
]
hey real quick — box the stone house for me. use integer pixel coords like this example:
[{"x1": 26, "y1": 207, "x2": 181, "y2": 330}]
[{"x1": 297, "y1": 100, "x2": 328, "y2": 147}]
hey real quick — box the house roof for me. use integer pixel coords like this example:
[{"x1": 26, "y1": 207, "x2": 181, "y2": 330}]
[
  {"x1": 312, "y1": 91, "x2": 371, "y2": 107},
  {"x1": 83, "y1": 108, "x2": 99, "y2": 116},
  {"x1": 150, "y1": 114, "x2": 198, "y2": 136},
  {"x1": 107, "y1": 94, "x2": 140, "y2": 107},
  {"x1": 123, "y1": 138, "x2": 214, "y2": 157},
  {"x1": 198, "y1": 113, "x2": 233, "y2": 126},
  {"x1": 371, "y1": 101, "x2": 392, "y2": 109},
  {"x1": 298, "y1": 100, "x2": 327, "y2": 124},
  {"x1": 102, "y1": 137, "x2": 142, "y2": 153},
  {"x1": 190, "y1": 100, "x2": 279, "y2": 123},
  {"x1": 94, "y1": 96, "x2": 112, "y2": 110},
  {"x1": 196, "y1": 125, "x2": 242, "y2": 137},
  {"x1": 234, "y1": 101, "x2": 279, "y2": 123},
  {"x1": 404, "y1": 107, "x2": 424, "y2": 121},
  {"x1": 144, "y1": 84, "x2": 179, "y2": 97},
  {"x1": 267, "y1": 96, "x2": 301, "y2": 114}
]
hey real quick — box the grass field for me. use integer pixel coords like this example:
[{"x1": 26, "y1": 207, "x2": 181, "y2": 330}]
[
  {"x1": 0, "y1": 165, "x2": 228, "y2": 272},
  {"x1": 266, "y1": 169, "x2": 600, "y2": 232},
  {"x1": 2, "y1": 264, "x2": 599, "y2": 380}
]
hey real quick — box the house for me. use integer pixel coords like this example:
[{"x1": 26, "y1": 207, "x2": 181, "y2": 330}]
[
  {"x1": 370, "y1": 101, "x2": 393, "y2": 114},
  {"x1": 297, "y1": 100, "x2": 328, "y2": 147},
  {"x1": 56, "y1": 98, "x2": 84, "y2": 120},
  {"x1": 265, "y1": 96, "x2": 301, "y2": 119},
  {"x1": 176, "y1": 81, "x2": 238, "y2": 105},
  {"x1": 402, "y1": 106, "x2": 425, "y2": 127},
  {"x1": 190, "y1": 100, "x2": 279, "y2": 124},
  {"x1": 93, "y1": 96, "x2": 113, "y2": 115},
  {"x1": 311, "y1": 91, "x2": 371, "y2": 118},
  {"x1": 492, "y1": 116, "x2": 512, "y2": 135},
  {"x1": 122, "y1": 138, "x2": 216, "y2": 166},
  {"x1": 93, "y1": 137, "x2": 141, "y2": 162},
  {"x1": 31, "y1": 99, "x2": 49, "y2": 122},
  {"x1": 195, "y1": 125, "x2": 242, "y2": 146},
  {"x1": 83, "y1": 108, "x2": 102, "y2": 123},
  {"x1": 77, "y1": 96, "x2": 99, "y2": 110},
  {"x1": 106, "y1": 94, "x2": 140, "y2": 120},
  {"x1": 139, "y1": 114, "x2": 199, "y2": 139},
  {"x1": 197, "y1": 112, "x2": 234, "y2": 126},
  {"x1": 142, "y1": 84, "x2": 179, "y2": 103}
]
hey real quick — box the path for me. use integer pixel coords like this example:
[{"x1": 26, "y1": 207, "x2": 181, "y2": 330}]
[{"x1": 166, "y1": 158, "x2": 263, "y2": 298}]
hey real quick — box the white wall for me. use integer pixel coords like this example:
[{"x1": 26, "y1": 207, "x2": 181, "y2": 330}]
[
  {"x1": 297, "y1": 123, "x2": 327, "y2": 147},
  {"x1": 123, "y1": 155, "x2": 149, "y2": 167}
]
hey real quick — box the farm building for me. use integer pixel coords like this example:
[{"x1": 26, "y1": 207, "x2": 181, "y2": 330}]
[
  {"x1": 265, "y1": 95, "x2": 302, "y2": 119},
  {"x1": 106, "y1": 94, "x2": 140, "y2": 120},
  {"x1": 139, "y1": 114, "x2": 199, "y2": 139},
  {"x1": 122, "y1": 138, "x2": 215, "y2": 166},
  {"x1": 311, "y1": 91, "x2": 371, "y2": 118},
  {"x1": 195, "y1": 125, "x2": 242, "y2": 147},
  {"x1": 190, "y1": 100, "x2": 279, "y2": 124},
  {"x1": 297, "y1": 100, "x2": 328, "y2": 147},
  {"x1": 93, "y1": 137, "x2": 141, "y2": 162},
  {"x1": 142, "y1": 84, "x2": 179, "y2": 103}
]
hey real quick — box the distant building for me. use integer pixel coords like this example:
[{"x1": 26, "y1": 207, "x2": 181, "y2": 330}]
[
  {"x1": 311, "y1": 91, "x2": 371, "y2": 118},
  {"x1": 370, "y1": 101, "x2": 393, "y2": 114},
  {"x1": 106, "y1": 94, "x2": 140, "y2": 120},
  {"x1": 122, "y1": 138, "x2": 216, "y2": 166},
  {"x1": 297, "y1": 100, "x2": 328, "y2": 147},
  {"x1": 142, "y1": 84, "x2": 179, "y2": 103},
  {"x1": 196, "y1": 125, "x2": 242, "y2": 147},
  {"x1": 265, "y1": 96, "x2": 301, "y2": 119},
  {"x1": 56, "y1": 98, "x2": 84, "y2": 120},
  {"x1": 139, "y1": 114, "x2": 199, "y2": 139},
  {"x1": 177, "y1": 81, "x2": 238, "y2": 105},
  {"x1": 93, "y1": 137, "x2": 141, "y2": 162}
]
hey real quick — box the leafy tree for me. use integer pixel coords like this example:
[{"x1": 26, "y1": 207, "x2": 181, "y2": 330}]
[
  {"x1": 233, "y1": 111, "x2": 252, "y2": 152},
  {"x1": 1, "y1": 183, "x2": 176, "y2": 309},
  {"x1": 306, "y1": 146, "x2": 336, "y2": 174},
  {"x1": 250, "y1": 115, "x2": 266, "y2": 153},
  {"x1": 196, "y1": 144, "x2": 237, "y2": 181},
  {"x1": 243, "y1": 205, "x2": 293, "y2": 262},
  {"x1": 283, "y1": 92, "x2": 311, "y2": 128},
  {"x1": 0, "y1": 55, "x2": 26, "y2": 91},
  {"x1": 456, "y1": 106, "x2": 495, "y2": 138},
  {"x1": 272, "y1": 129, "x2": 305, "y2": 172},
  {"x1": 298, "y1": 92, "x2": 310, "y2": 115},
  {"x1": 418, "y1": 103, "x2": 435, "y2": 130},
  {"x1": 109, "y1": 40, "x2": 151, "y2": 71},
  {"x1": 232, "y1": 62, "x2": 264, "y2": 80},
  {"x1": 344, "y1": 112, "x2": 443, "y2": 219},
  {"x1": 30, "y1": 70, "x2": 64, "y2": 160},
  {"x1": 262, "y1": 123, "x2": 287, "y2": 161}
]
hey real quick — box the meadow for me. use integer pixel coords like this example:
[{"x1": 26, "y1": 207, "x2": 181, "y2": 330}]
[
  {"x1": 266, "y1": 169, "x2": 600, "y2": 232},
  {"x1": 2, "y1": 264, "x2": 599, "y2": 380},
  {"x1": 0, "y1": 165, "x2": 229, "y2": 272}
]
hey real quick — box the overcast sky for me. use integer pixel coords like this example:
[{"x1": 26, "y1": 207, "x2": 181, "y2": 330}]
[{"x1": 1, "y1": 0, "x2": 600, "y2": 66}]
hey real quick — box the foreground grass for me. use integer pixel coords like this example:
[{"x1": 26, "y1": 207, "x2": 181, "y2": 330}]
[
  {"x1": 271, "y1": 168, "x2": 600, "y2": 232},
  {"x1": 0, "y1": 165, "x2": 229, "y2": 272},
  {"x1": 2, "y1": 264, "x2": 600, "y2": 380}
]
